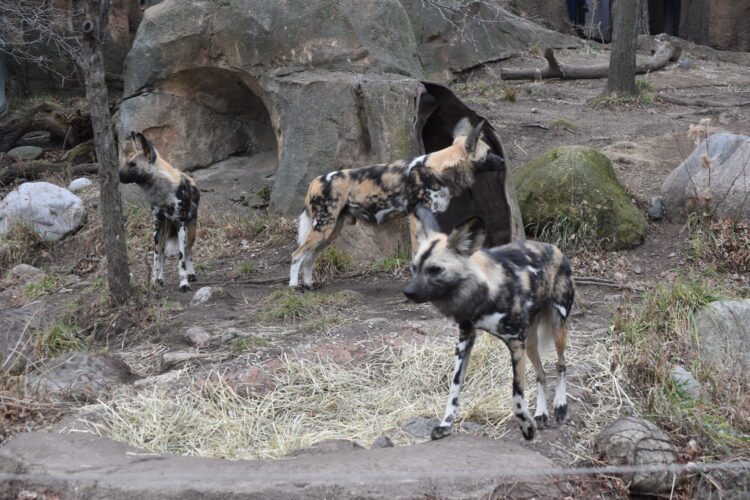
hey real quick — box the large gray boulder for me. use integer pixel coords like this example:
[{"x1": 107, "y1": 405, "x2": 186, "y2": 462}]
[
  {"x1": 0, "y1": 182, "x2": 86, "y2": 241},
  {"x1": 693, "y1": 300, "x2": 750, "y2": 377},
  {"x1": 27, "y1": 352, "x2": 137, "y2": 402},
  {"x1": 661, "y1": 133, "x2": 750, "y2": 223},
  {"x1": 597, "y1": 416, "x2": 679, "y2": 495}
]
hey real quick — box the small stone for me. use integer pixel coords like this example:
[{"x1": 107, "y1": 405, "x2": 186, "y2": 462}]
[
  {"x1": 669, "y1": 365, "x2": 701, "y2": 399},
  {"x1": 182, "y1": 326, "x2": 211, "y2": 347},
  {"x1": 190, "y1": 286, "x2": 222, "y2": 306},
  {"x1": 402, "y1": 416, "x2": 441, "y2": 440},
  {"x1": 530, "y1": 108, "x2": 538, "y2": 113},
  {"x1": 68, "y1": 177, "x2": 94, "y2": 193},
  {"x1": 11, "y1": 264, "x2": 41, "y2": 278},
  {"x1": 677, "y1": 57, "x2": 693, "y2": 70},
  {"x1": 162, "y1": 351, "x2": 204, "y2": 369},
  {"x1": 597, "y1": 417, "x2": 678, "y2": 495},
  {"x1": 668, "y1": 252, "x2": 676, "y2": 258},
  {"x1": 648, "y1": 196, "x2": 664, "y2": 220},
  {"x1": 633, "y1": 266, "x2": 642, "y2": 275},
  {"x1": 8, "y1": 146, "x2": 44, "y2": 161},
  {"x1": 614, "y1": 272, "x2": 625, "y2": 282},
  {"x1": 370, "y1": 436, "x2": 394, "y2": 449},
  {"x1": 366, "y1": 317, "x2": 389, "y2": 328}
]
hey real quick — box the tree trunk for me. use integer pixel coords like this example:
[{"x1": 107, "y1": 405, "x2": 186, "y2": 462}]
[
  {"x1": 0, "y1": 51, "x2": 6, "y2": 116},
  {"x1": 607, "y1": 0, "x2": 639, "y2": 95},
  {"x1": 637, "y1": 0, "x2": 650, "y2": 35},
  {"x1": 78, "y1": 1, "x2": 132, "y2": 305}
]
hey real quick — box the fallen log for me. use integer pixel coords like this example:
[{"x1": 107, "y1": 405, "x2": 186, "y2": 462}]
[
  {"x1": 0, "y1": 161, "x2": 98, "y2": 187},
  {"x1": 501, "y1": 40, "x2": 680, "y2": 81},
  {"x1": 0, "y1": 103, "x2": 92, "y2": 153},
  {"x1": 657, "y1": 93, "x2": 750, "y2": 108}
]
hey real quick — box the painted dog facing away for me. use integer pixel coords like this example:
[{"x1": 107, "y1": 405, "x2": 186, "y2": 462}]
[
  {"x1": 119, "y1": 132, "x2": 200, "y2": 292},
  {"x1": 404, "y1": 207, "x2": 575, "y2": 441},
  {"x1": 289, "y1": 119, "x2": 505, "y2": 288}
]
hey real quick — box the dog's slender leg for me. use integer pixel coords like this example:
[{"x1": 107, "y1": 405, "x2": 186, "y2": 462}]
[
  {"x1": 526, "y1": 323, "x2": 548, "y2": 427},
  {"x1": 152, "y1": 214, "x2": 166, "y2": 286},
  {"x1": 432, "y1": 325, "x2": 476, "y2": 440},
  {"x1": 553, "y1": 322, "x2": 569, "y2": 424},
  {"x1": 506, "y1": 337, "x2": 535, "y2": 440},
  {"x1": 185, "y1": 221, "x2": 197, "y2": 282},
  {"x1": 177, "y1": 222, "x2": 190, "y2": 292}
]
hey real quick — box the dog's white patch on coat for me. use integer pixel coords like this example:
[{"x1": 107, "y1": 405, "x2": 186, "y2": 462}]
[
  {"x1": 407, "y1": 155, "x2": 427, "y2": 173},
  {"x1": 527, "y1": 266, "x2": 540, "y2": 275},
  {"x1": 534, "y1": 382, "x2": 548, "y2": 418},
  {"x1": 325, "y1": 171, "x2": 339, "y2": 182},
  {"x1": 554, "y1": 304, "x2": 567, "y2": 318},
  {"x1": 428, "y1": 186, "x2": 451, "y2": 213},
  {"x1": 475, "y1": 312, "x2": 506, "y2": 334}
]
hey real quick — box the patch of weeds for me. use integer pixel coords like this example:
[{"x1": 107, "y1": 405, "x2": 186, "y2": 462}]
[
  {"x1": 594, "y1": 88, "x2": 654, "y2": 108},
  {"x1": 527, "y1": 214, "x2": 601, "y2": 256},
  {"x1": 38, "y1": 322, "x2": 83, "y2": 357},
  {"x1": 238, "y1": 261, "x2": 256, "y2": 277},
  {"x1": 375, "y1": 257, "x2": 408, "y2": 273},
  {"x1": 614, "y1": 277, "x2": 749, "y2": 455},
  {"x1": 548, "y1": 118, "x2": 577, "y2": 132},
  {"x1": 0, "y1": 222, "x2": 46, "y2": 274},
  {"x1": 257, "y1": 289, "x2": 359, "y2": 323},
  {"x1": 686, "y1": 215, "x2": 750, "y2": 273},
  {"x1": 314, "y1": 246, "x2": 353, "y2": 282},
  {"x1": 636, "y1": 77, "x2": 655, "y2": 94},
  {"x1": 528, "y1": 41, "x2": 543, "y2": 57},
  {"x1": 199, "y1": 209, "x2": 296, "y2": 257},
  {"x1": 24, "y1": 274, "x2": 58, "y2": 299},
  {"x1": 256, "y1": 186, "x2": 272, "y2": 204},
  {"x1": 231, "y1": 335, "x2": 270, "y2": 353},
  {"x1": 501, "y1": 87, "x2": 517, "y2": 102},
  {"x1": 123, "y1": 204, "x2": 153, "y2": 254}
]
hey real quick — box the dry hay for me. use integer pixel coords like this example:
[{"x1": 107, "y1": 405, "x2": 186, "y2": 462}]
[{"x1": 80, "y1": 327, "x2": 628, "y2": 462}]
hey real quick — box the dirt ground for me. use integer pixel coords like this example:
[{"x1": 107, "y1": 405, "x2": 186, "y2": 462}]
[{"x1": 2, "y1": 42, "x2": 750, "y2": 498}]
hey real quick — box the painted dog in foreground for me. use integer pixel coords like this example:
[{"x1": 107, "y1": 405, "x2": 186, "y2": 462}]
[
  {"x1": 289, "y1": 118, "x2": 504, "y2": 288},
  {"x1": 404, "y1": 207, "x2": 574, "y2": 441},
  {"x1": 119, "y1": 132, "x2": 200, "y2": 292}
]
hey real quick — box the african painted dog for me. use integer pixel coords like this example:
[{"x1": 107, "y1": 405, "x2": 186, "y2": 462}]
[
  {"x1": 289, "y1": 119, "x2": 504, "y2": 288},
  {"x1": 119, "y1": 132, "x2": 200, "y2": 292},
  {"x1": 404, "y1": 207, "x2": 575, "y2": 441}
]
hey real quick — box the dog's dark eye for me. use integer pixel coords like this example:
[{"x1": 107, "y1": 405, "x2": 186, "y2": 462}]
[
  {"x1": 127, "y1": 162, "x2": 136, "y2": 168},
  {"x1": 427, "y1": 265, "x2": 443, "y2": 276}
]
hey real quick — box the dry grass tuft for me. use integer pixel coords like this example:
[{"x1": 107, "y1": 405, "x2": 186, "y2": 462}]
[
  {"x1": 81, "y1": 330, "x2": 623, "y2": 461},
  {"x1": 313, "y1": 246, "x2": 354, "y2": 282},
  {"x1": 0, "y1": 222, "x2": 48, "y2": 275},
  {"x1": 255, "y1": 289, "x2": 359, "y2": 323},
  {"x1": 687, "y1": 216, "x2": 750, "y2": 273}
]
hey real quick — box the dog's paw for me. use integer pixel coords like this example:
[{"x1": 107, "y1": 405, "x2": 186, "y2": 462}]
[
  {"x1": 520, "y1": 419, "x2": 536, "y2": 441},
  {"x1": 430, "y1": 425, "x2": 453, "y2": 440},
  {"x1": 179, "y1": 284, "x2": 191, "y2": 293},
  {"x1": 554, "y1": 404, "x2": 568, "y2": 425},
  {"x1": 534, "y1": 413, "x2": 548, "y2": 428}
]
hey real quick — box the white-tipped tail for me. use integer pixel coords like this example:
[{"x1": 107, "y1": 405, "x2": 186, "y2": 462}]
[
  {"x1": 165, "y1": 237, "x2": 179, "y2": 258},
  {"x1": 297, "y1": 210, "x2": 312, "y2": 247}
]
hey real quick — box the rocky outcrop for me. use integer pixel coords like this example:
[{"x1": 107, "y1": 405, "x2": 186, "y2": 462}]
[
  {"x1": 116, "y1": 0, "x2": 568, "y2": 250},
  {"x1": 693, "y1": 300, "x2": 750, "y2": 378},
  {"x1": 516, "y1": 146, "x2": 648, "y2": 250},
  {"x1": 661, "y1": 133, "x2": 750, "y2": 224},
  {"x1": 0, "y1": 182, "x2": 87, "y2": 241},
  {"x1": 0, "y1": 432, "x2": 572, "y2": 499}
]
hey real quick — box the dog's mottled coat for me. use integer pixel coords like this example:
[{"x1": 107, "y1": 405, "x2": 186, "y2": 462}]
[
  {"x1": 289, "y1": 119, "x2": 505, "y2": 288},
  {"x1": 119, "y1": 132, "x2": 200, "y2": 292},
  {"x1": 404, "y1": 207, "x2": 575, "y2": 441}
]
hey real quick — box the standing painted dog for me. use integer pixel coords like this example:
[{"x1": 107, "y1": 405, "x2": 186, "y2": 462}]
[
  {"x1": 404, "y1": 207, "x2": 575, "y2": 441},
  {"x1": 289, "y1": 119, "x2": 505, "y2": 288},
  {"x1": 119, "y1": 132, "x2": 200, "y2": 292}
]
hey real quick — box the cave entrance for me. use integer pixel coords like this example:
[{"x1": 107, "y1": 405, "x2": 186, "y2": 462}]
[
  {"x1": 414, "y1": 82, "x2": 516, "y2": 247},
  {"x1": 159, "y1": 68, "x2": 279, "y2": 208}
]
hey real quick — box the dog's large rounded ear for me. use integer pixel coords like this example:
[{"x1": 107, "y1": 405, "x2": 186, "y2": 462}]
[
  {"x1": 447, "y1": 216, "x2": 486, "y2": 256},
  {"x1": 132, "y1": 131, "x2": 157, "y2": 163},
  {"x1": 414, "y1": 206, "x2": 441, "y2": 244},
  {"x1": 464, "y1": 120, "x2": 486, "y2": 155}
]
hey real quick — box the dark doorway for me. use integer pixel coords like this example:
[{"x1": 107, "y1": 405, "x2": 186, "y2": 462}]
[
  {"x1": 648, "y1": 0, "x2": 681, "y2": 36},
  {"x1": 414, "y1": 82, "x2": 513, "y2": 247}
]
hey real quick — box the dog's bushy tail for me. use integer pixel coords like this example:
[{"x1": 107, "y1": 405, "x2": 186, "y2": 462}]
[
  {"x1": 297, "y1": 210, "x2": 312, "y2": 247},
  {"x1": 536, "y1": 307, "x2": 557, "y2": 356}
]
